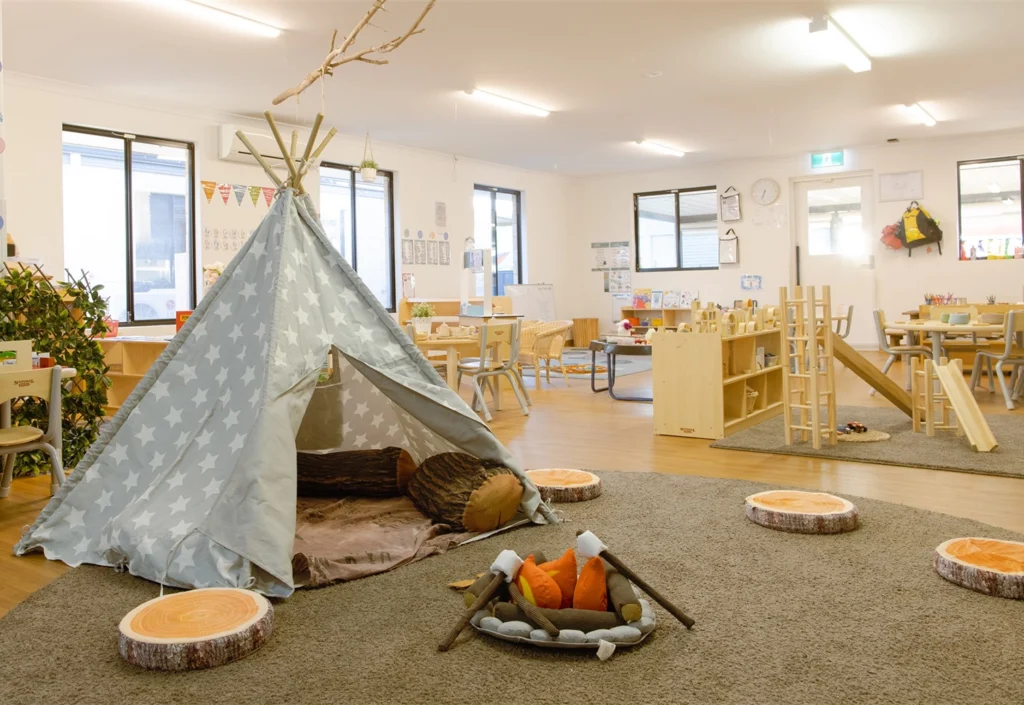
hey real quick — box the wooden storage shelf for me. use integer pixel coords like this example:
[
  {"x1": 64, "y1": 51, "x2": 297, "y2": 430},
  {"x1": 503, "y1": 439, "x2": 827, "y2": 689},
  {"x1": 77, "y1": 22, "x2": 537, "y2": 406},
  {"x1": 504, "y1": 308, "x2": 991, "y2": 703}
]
[
  {"x1": 98, "y1": 338, "x2": 169, "y2": 417},
  {"x1": 652, "y1": 327, "x2": 784, "y2": 440},
  {"x1": 620, "y1": 306, "x2": 692, "y2": 331},
  {"x1": 398, "y1": 296, "x2": 512, "y2": 329}
]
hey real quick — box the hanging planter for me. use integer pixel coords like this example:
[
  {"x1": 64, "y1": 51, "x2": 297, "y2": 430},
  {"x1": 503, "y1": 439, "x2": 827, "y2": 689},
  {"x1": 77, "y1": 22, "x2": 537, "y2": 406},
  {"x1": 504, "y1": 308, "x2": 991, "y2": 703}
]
[{"x1": 360, "y1": 132, "x2": 378, "y2": 182}]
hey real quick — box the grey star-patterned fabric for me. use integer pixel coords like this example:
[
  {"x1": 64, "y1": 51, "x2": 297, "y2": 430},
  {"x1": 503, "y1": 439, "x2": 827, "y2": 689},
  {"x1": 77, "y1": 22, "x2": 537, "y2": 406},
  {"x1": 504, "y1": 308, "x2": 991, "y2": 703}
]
[{"x1": 15, "y1": 190, "x2": 555, "y2": 597}]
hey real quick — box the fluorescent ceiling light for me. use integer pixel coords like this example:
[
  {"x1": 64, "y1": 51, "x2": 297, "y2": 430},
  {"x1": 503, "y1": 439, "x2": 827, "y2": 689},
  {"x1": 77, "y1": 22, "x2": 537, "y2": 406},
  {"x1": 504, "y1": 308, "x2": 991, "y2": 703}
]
[
  {"x1": 809, "y1": 14, "x2": 871, "y2": 73},
  {"x1": 145, "y1": 0, "x2": 282, "y2": 38},
  {"x1": 636, "y1": 140, "x2": 685, "y2": 157},
  {"x1": 903, "y1": 103, "x2": 937, "y2": 127},
  {"x1": 465, "y1": 89, "x2": 549, "y2": 117}
]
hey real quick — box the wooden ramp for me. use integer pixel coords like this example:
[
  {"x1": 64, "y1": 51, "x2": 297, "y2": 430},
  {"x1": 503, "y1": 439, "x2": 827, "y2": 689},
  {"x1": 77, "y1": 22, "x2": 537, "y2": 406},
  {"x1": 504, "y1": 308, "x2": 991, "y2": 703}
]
[
  {"x1": 830, "y1": 333, "x2": 913, "y2": 417},
  {"x1": 933, "y1": 362, "x2": 998, "y2": 452}
]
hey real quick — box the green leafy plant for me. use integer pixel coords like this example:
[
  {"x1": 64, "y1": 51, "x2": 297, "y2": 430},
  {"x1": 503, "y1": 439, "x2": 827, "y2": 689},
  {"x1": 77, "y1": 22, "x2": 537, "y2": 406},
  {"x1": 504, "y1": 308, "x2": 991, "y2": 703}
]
[
  {"x1": 410, "y1": 302, "x2": 435, "y2": 318},
  {"x1": 0, "y1": 265, "x2": 110, "y2": 477},
  {"x1": 360, "y1": 159, "x2": 378, "y2": 170}
]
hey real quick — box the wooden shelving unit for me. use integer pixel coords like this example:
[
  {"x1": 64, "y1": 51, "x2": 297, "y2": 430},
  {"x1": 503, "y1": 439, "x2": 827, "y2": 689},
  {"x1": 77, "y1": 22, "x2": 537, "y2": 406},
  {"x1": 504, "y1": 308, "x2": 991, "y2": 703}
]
[
  {"x1": 97, "y1": 338, "x2": 169, "y2": 417},
  {"x1": 652, "y1": 328, "x2": 783, "y2": 439},
  {"x1": 619, "y1": 306, "x2": 691, "y2": 331}
]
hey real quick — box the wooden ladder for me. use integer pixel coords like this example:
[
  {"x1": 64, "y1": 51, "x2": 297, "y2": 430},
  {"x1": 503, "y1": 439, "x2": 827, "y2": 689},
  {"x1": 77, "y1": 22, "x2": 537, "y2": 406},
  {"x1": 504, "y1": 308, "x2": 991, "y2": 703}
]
[
  {"x1": 780, "y1": 285, "x2": 837, "y2": 450},
  {"x1": 910, "y1": 356, "x2": 962, "y2": 437}
]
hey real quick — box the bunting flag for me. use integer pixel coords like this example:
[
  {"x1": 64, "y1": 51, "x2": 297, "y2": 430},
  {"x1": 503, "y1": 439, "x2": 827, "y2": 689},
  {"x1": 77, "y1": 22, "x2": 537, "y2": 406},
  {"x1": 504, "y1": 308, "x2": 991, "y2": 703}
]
[
  {"x1": 262, "y1": 187, "x2": 275, "y2": 206},
  {"x1": 201, "y1": 181, "x2": 217, "y2": 204},
  {"x1": 217, "y1": 183, "x2": 231, "y2": 204},
  {"x1": 232, "y1": 184, "x2": 246, "y2": 205},
  {"x1": 248, "y1": 185, "x2": 261, "y2": 206}
]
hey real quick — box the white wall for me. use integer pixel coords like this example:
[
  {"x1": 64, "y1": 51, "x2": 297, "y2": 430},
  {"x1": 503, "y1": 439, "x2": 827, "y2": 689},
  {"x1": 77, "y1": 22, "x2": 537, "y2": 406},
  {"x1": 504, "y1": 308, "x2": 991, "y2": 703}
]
[
  {"x1": 571, "y1": 131, "x2": 1024, "y2": 330},
  {"x1": 5, "y1": 75, "x2": 576, "y2": 332}
]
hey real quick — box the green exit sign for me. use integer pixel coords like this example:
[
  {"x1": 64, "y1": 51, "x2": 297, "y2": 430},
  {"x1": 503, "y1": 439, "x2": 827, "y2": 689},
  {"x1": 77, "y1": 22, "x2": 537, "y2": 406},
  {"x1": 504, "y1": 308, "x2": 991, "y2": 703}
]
[{"x1": 811, "y1": 150, "x2": 844, "y2": 168}]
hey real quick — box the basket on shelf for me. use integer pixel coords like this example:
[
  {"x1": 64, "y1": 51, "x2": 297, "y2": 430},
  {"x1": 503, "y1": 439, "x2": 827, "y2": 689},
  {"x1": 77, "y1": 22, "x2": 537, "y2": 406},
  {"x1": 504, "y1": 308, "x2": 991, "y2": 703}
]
[{"x1": 745, "y1": 386, "x2": 759, "y2": 414}]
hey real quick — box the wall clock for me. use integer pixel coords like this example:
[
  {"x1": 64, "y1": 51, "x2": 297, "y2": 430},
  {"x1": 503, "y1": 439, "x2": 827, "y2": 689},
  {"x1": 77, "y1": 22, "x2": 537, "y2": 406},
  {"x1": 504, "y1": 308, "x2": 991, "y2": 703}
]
[{"x1": 751, "y1": 178, "x2": 780, "y2": 206}]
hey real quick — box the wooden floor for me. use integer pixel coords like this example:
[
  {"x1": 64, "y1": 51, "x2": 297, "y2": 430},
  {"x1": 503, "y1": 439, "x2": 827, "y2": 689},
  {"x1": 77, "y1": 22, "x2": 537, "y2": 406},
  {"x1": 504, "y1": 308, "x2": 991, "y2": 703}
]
[{"x1": 2, "y1": 350, "x2": 1022, "y2": 617}]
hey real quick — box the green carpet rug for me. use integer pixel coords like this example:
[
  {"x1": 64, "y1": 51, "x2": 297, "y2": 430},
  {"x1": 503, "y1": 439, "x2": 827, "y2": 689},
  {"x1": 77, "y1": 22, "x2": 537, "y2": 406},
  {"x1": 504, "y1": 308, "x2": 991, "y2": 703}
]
[
  {"x1": 2, "y1": 471, "x2": 1023, "y2": 705},
  {"x1": 711, "y1": 405, "x2": 1024, "y2": 479}
]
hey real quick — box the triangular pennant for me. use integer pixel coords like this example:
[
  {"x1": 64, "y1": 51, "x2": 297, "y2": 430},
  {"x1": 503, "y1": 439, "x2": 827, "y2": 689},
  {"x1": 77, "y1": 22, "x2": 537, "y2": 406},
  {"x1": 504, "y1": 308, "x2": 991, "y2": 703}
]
[
  {"x1": 232, "y1": 184, "x2": 246, "y2": 206},
  {"x1": 201, "y1": 181, "x2": 216, "y2": 204},
  {"x1": 262, "y1": 186, "x2": 275, "y2": 207},
  {"x1": 248, "y1": 185, "x2": 261, "y2": 206},
  {"x1": 217, "y1": 183, "x2": 231, "y2": 204}
]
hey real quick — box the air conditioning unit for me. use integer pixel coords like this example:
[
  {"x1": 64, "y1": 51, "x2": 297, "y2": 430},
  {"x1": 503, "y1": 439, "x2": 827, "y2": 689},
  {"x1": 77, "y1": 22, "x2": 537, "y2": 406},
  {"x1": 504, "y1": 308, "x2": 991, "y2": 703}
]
[{"x1": 218, "y1": 124, "x2": 285, "y2": 164}]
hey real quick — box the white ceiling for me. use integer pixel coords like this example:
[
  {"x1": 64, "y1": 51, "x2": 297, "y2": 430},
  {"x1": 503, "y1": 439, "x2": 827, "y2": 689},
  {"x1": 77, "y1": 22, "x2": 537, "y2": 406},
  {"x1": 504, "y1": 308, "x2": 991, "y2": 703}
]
[{"x1": 6, "y1": 1, "x2": 1024, "y2": 176}]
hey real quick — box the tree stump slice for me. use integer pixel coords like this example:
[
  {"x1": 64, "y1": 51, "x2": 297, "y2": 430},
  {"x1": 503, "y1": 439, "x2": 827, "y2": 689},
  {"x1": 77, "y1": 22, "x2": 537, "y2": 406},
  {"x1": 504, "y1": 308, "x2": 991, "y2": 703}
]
[
  {"x1": 525, "y1": 469, "x2": 602, "y2": 503},
  {"x1": 118, "y1": 588, "x2": 274, "y2": 671},
  {"x1": 934, "y1": 537, "x2": 1024, "y2": 599},
  {"x1": 744, "y1": 490, "x2": 859, "y2": 534}
]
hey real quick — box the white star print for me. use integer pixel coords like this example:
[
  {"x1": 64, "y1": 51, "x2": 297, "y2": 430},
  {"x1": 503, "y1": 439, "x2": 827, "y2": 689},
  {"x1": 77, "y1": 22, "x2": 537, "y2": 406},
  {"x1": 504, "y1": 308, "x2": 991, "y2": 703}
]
[
  {"x1": 295, "y1": 307, "x2": 309, "y2": 325},
  {"x1": 66, "y1": 507, "x2": 86, "y2": 528},
  {"x1": 284, "y1": 327, "x2": 298, "y2": 345},
  {"x1": 174, "y1": 431, "x2": 190, "y2": 449},
  {"x1": 138, "y1": 536, "x2": 156, "y2": 557},
  {"x1": 165, "y1": 407, "x2": 182, "y2": 428},
  {"x1": 133, "y1": 510, "x2": 154, "y2": 528},
  {"x1": 241, "y1": 366, "x2": 256, "y2": 386},
  {"x1": 223, "y1": 410, "x2": 240, "y2": 429},
  {"x1": 216, "y1": 554, "x2": 236, "y2": 579},
  {"x1": 172, "y1": 545, "x2": 196, "y2": 571},
  {"x1": 371, "y1": 413, "x2": 385, "y2": 428},
  {"x1": 341, "y1": 288, "x2": 359, "y2": 304},
  {"x1": 192, "y1": 323, "x2": 206, "y2": 340},
  {"x1": 239, "y1": 282, "x2": 256, "y2": 301},
  {"x1": 137, "y1": 425, "x2": 155, "y2": 447},
  {"x1": 229, "y1": 324, "x2": 244, "y2": 343},
  {"x1": 330, "y1": 308, "x2": 346, "y2": 326},
  {"x1": 315, "y1": 270, "x2": 330, "y2": 286},
  {"x1": 195, "y1": 430, "x2": 213, "y2": 448},
  {"x1": 342, "y1": 389, "x2": 352, "y2": 403},
  {"x1": 353, "y1": 434, "x2": 368, "y2": 447},
  {"x1": 167, "y1": 471, "x2": 186, "y2": 489},
  {"x1": 342, "y1": 421, "x2": 351, "y2": 435},
  {"x1": 317, "y1": 330, "x2": 333, "y2": 346},
  {"x1": 283, "y1": 263, "x2": 296, "y2": 282},
  {"x1": 273, "y1": 348, "x2": 288, "y2": 367},
  {"x1": 75, "y1": 536, "x2": 90, "y2": 553},
  {"x1": 357, "y1": 326, "x2": 375, "y2": 344},
  {"x1": 178, "y1": 364, "x2": 197, "y2": 384},
  {"x1": 34, "y1": 526, "x2": 52, "y2": 541},
  {"x1": 216, "y1": 367, "x2": 229, "y2": 386},
  {"x1": 193, "y1": 388, "x2": 208, "y2": 405},
  {"x1": 170, "y1": 520, "x2": 190, "y2": 539},
  {"x1": 303, "y1": 289, "x2": 318, "y2": 306},
  {"x1": 354, "y1": 402, "x2": 369, "y2": 417},
  {"x1": 124, "y1": 470, "x2": 139, "y2": 491},
  {"x1": 304, "y1": 351, "x2": 320, "y2": 369},
  {"x1": 198, "y1": 453, "x2": 218, "y2": 473},
  {"x1": 149, "y1": 452, "x2": 165, "y2": 470},
  {"x1": 205, "y1": 345, "x2": 221, "y2": 365},
  {"x1": 151, "y1": 380, "x2": 170, "y2": 400},
  {"x1": 203, "y1": 478, "x2": 222, "y2": 499},
  {"x1": 96, "y1": 490, "x2": 112, "y2": 511},
  {"x1": 249, "y1": 387, "x2": 261, "y2": 405},
  {"x1": 250, "y1": 240, "x2": 266, "y2": 259},
  {"x1": 215, "y1": 300, "x2": 233, "y2": 320},
  {"x1": 221, "y1": 388, "x2": 232, "y2": 405},
  {"x1": 110, "y1": 444, "x2": 128, "y2": 465},
  {"x1": 387, "y1": 424, "x2": 400, "y2": 437},
  {"x1": 169, "y1": 495, "x2": 190, "y2": 514},
  {"x1": 383, "y1": 341, "x2": 403, "y2": 358},
  {"x1": 256, "y1": 323, "x2": 266, "y2": 341},
  {"x1": 229, "y1": 433, "x2": 245, "y2": 453}
]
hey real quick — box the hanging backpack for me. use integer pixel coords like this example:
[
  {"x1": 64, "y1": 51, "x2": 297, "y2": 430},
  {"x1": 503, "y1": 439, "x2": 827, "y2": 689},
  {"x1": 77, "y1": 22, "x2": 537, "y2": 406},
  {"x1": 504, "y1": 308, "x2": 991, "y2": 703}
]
[{"x1": 895, "y1": 201, "x2": 942, "y2": 256}]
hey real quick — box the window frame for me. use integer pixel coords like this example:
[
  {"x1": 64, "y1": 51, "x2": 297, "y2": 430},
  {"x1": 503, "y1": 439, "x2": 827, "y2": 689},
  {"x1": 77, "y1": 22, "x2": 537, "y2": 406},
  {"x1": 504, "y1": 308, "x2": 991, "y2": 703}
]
[
  {"x1": 955, "y1": 156, "x2": 1024, "y2": 260},
  {"x1": 319, "y1": 161, "x2": 397, "y2": 312},
  {"x1": 62, "y1": 123, "x2": 197, "y2": 327},
  {"x1": 634, "y1": 186, "x2": 720, "y2": 272},
  {"x1": 474, "y1": 184, "x2": 523, "y2": 295}
]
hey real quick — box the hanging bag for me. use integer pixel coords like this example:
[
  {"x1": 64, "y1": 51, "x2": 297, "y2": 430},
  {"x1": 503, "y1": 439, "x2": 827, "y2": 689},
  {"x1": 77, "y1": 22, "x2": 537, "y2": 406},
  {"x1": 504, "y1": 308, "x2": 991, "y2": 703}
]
[{"x1": 896, "y1": 201, "x2": 942, "y2": 256}]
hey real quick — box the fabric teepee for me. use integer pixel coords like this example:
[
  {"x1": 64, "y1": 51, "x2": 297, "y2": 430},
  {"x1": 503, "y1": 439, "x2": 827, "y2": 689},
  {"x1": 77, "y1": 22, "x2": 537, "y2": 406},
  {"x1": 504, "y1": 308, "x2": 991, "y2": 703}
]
[{"x1": 16, "y1": 188, "x2": 554, "y2": 596}]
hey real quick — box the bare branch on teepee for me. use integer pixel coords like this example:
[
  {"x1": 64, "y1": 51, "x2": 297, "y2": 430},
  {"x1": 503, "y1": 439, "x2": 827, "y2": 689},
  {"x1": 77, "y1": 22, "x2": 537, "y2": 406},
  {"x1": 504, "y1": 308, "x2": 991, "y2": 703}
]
[{"x1": 272, "y1": 0, "x2": 436, "y2": 106}]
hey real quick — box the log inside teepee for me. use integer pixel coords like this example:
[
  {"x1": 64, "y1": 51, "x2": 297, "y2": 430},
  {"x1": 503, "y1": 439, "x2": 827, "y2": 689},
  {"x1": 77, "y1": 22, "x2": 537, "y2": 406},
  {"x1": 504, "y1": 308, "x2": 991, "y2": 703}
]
[
  {"x1": 744, "y1": 490, "x2": 859, "y2": 534},
  {"x1": 525, "y1": 469, "x2": 602, "y2": 503},
  {"x1": 934, "y1": 537, "x2": 1024, "y2": 599},
  {"x1": 406, "y1": 452, "x2": 523, "y2": 532},
  {"x1": 297, "y1": 447, "x2": 418, "y2": 497},
  {"x1": 118, "y1": 588, "x2": 274, "y2": 671}
]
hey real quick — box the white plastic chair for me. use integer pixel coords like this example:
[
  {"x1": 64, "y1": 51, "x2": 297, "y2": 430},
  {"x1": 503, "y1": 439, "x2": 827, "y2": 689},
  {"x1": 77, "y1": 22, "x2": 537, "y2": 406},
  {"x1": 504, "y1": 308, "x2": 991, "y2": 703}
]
[{"x1": 870, "y1": 309, "x2": 931, "y2": 395}]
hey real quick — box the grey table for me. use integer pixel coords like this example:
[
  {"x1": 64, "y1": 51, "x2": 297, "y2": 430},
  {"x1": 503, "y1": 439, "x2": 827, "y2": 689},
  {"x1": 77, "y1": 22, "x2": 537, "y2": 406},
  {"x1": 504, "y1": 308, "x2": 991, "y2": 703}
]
[{"x1": 588, "y1": 340, "x2": 653, "y2": 402}]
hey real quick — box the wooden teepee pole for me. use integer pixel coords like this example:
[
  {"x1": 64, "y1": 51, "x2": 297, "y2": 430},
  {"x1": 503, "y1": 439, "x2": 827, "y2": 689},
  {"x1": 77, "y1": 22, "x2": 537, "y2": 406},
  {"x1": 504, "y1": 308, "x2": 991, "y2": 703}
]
[{"x1": 264, "y1": 111, "x2": 302, "y2": 193}]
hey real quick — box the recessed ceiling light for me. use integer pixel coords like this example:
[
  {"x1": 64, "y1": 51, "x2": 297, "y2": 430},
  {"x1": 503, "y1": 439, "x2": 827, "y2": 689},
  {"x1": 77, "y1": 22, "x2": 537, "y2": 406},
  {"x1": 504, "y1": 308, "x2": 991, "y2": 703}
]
[
  {"x1": 464, "y1": 89, "x2": 550, "y2": 117},
  {"x1": 645, "y1": 71, "x2": 664, "y2": 79},
  {"x1": 144, "y1": 0, "x2": 282, "y2": 38},
  {"x1": 809, "y1": 14, "x2": 871, "y2": 73},
  {"x1": 636, "y1": 140, "x2": 685, "y2": 157},
  {"x1": 903, "y1": 103, "x2": 937, "y2": 127}
]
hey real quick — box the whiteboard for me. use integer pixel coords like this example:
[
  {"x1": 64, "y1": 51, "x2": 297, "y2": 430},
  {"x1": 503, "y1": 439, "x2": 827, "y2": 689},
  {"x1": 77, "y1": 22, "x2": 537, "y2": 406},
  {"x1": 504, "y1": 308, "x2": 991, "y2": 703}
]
[
  {"x1": 505, "y1": 284, "x2": 556, "y2": 321},
  {"x1": 879, "y1": 171, "x2": 923, "y2": 202}
]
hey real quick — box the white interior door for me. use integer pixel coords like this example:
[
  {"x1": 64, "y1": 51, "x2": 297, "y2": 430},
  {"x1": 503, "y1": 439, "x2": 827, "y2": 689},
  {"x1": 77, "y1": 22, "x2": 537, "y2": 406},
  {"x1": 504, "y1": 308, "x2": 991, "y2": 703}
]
[{"x1": 794, "y1": 175, "x2": 878, "y2": 348}]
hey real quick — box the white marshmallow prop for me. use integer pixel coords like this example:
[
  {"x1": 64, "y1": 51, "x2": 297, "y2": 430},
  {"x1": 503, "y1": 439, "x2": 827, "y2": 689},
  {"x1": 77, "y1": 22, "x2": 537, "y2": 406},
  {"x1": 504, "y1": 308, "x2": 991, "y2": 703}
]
[
  {"x1": 489, "y1": 549, "x2": 524, "y2": 583},
  {"x1": 576, "y1": 530, "x2": 608, "y2": 560}
]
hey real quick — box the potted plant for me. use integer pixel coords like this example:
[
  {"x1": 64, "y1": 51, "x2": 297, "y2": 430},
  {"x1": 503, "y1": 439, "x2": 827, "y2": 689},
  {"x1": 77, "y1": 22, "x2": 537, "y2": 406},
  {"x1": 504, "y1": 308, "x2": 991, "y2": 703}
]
[
  {"x1": 410, "y1": 302, "x2": 435, "y2": 336},
  {"x1": 360, "y1": 132, "x2": 378, "y2": 182}
]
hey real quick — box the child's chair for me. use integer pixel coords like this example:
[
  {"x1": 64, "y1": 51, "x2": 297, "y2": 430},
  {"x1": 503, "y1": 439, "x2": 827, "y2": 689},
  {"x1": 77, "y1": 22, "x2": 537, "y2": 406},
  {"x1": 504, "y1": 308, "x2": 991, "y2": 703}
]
[{"x1": 0, "y1": 365, "x2": 66, "y2": 497}]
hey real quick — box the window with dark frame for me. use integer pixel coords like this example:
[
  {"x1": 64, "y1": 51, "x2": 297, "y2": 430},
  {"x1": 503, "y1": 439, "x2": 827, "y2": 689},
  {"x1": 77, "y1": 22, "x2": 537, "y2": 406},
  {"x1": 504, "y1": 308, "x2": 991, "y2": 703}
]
[
  {"x1": 61, "y1": 125, "x2": 196, "y2": 325},
  {"x1": 473, "y1": 185, "x2": 523, "y2": 295},
  {"x1": 956, "y1": 157, "x2": 1024, "y2": 260},
  {"x1": 634, "y1": 187, "x2": 719, "y2": 272},
  {"x1": 319, "y1": 162, "x2": 396, "y2": 311}
]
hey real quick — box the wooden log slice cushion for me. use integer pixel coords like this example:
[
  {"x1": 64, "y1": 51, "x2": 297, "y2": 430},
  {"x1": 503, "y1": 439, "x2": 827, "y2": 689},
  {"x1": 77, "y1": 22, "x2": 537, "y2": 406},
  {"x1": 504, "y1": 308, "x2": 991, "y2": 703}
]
[
  {"x1": 525, "y1": 469, "x2": 602, "y2": 503},
  {"x1": 406, "y1": 452, "x2": 523, "y2": 532},
  {"x1": 297, "y1": 447, "x2": 417, "y2": 497},
  {"x1": 118, "y1": 588, "x2": 274, "y2": 671},
  {"x1": 744, "y1": 490, "x2": 859, "y2": 534},
  {"x1": 934, "y1": 537, "x2": 1024, "y2": 599}
]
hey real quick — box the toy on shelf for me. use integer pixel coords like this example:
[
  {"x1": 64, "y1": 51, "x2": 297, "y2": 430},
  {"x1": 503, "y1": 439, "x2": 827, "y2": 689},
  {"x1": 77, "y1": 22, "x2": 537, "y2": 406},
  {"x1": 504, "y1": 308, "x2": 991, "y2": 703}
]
[{"x1": 439, "y1": 531, "x2": 693, "y2": 657}]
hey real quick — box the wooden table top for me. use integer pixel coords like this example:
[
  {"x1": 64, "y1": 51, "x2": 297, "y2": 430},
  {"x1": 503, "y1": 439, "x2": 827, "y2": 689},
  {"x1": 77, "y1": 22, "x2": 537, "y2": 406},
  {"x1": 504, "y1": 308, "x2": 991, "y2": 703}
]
[
  {"x1": 414, "y1": 337, "x2": 480, "y2": 349},
  {"x1": 888, "y1": 320, "x2": 1003, "y2": 334}
]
